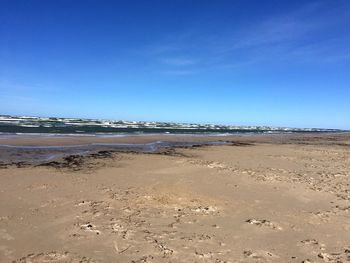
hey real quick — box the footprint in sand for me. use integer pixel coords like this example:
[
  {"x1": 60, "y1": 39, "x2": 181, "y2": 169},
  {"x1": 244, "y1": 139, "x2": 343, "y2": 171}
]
[
  {"x1": 191, "y1": 206, "x2": 219, "y2": 215},
  {"x1": 300, "y1": 238, "x2": 326, "y2": 254},
  {"x1": 76, "y1": 200, "x2": 93, "y2": 206},
  {"x1": 154, "y1": 239, "x2": 174, "y2": 257},
  {"x1": 110, "y1": 220, "x2": 134, "y2": 239},
  {"x1": 243, "y1": 250, "x2": 279, "y2": 261},
  {"x1": 75, "y1": 200, "x2": 111, "y2": 217},
  {"x1": 317, "y1": 248, "x2": 350, "y2": 262},
  {"x1": 245, "y1": 219, "x2": 282, "y2": 230},
  {"x1": 300, "y1": 240, "x2": 350, "y2": 262},
  {"x1": 317, "y1": 252, "x2": 341, "y2": 262},
  {"x1": 301, "y1": 239, "x2": 320, "y2": 246},
  {"x1": 13, "y1": 251, "x2": 96, "y2": 263},
  {"x1": 79, "y1": 222, "x2": 101, "y2": 235},
  {"x1": 195, "y1": 250, "x2": 213, "y2": 259},
  {"x1": 130, "y1": 255, "x2": 154, "y2": 263}
]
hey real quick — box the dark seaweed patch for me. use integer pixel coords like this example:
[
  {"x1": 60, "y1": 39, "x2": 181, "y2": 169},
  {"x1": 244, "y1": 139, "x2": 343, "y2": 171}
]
[{"x1": 37, "y1": 150, "x2": 115, "y2": 171}]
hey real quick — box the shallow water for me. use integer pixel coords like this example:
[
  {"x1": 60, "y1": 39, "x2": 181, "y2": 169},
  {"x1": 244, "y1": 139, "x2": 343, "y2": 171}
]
[{"x1": 0, "y1": 141, "x2": 229, "y2": 163}]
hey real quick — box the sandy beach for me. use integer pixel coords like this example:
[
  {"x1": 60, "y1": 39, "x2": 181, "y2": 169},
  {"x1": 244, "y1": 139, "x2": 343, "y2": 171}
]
[{"x1": 1, "y1": 133, "x2": 350, "y2": 262}]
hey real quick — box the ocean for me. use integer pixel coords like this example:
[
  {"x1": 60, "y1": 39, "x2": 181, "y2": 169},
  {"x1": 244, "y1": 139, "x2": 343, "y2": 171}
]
[{"x1": 0, "y1": 115, "x2": 342, "y2": 136}]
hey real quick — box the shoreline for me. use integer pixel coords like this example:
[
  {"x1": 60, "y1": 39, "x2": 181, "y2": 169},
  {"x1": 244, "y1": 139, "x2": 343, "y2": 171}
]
[
  {"x1": 1, "y1": 132, "x2": 349, "y2": 166},
  {"x1": 1, "y1": 131, "x2": 350, "y2": 147}
]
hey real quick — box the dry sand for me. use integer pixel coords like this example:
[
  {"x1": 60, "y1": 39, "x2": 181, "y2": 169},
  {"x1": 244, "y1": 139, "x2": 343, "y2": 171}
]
[{"x1": 0, "y1": 133, "x2": 350, "y2": 262}]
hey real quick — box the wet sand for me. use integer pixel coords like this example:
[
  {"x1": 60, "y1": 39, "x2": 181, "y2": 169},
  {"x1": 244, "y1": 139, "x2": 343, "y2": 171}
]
[{"x1": 0, "y1": 133, "x2": 350, "y2": 262}]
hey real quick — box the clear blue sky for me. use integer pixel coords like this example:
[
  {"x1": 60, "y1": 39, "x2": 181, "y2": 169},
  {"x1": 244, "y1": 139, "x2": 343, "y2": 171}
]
[{"x1": 1, "y1": 0, "x2": 349, "y2": 129}]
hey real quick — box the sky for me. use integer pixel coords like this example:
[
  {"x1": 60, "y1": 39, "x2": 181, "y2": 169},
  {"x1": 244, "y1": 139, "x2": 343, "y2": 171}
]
[{"x1": 0, "y1": 0, "x2": 350, "y2": 129}]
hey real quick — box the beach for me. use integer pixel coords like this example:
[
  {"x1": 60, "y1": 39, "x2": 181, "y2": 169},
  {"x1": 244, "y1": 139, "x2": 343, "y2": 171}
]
[{"x1": 0, "y1": 133, "x2": 350, "y2": 262}]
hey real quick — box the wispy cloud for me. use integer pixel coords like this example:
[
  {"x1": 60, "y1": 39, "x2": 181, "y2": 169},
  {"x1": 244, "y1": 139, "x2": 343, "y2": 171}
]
[
  {"x1": 209, "y1": 2, "x2": 347, "y2": 62},
  {"x1": 145, "y1": 1, "x2": 350, "y2": 74}
]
